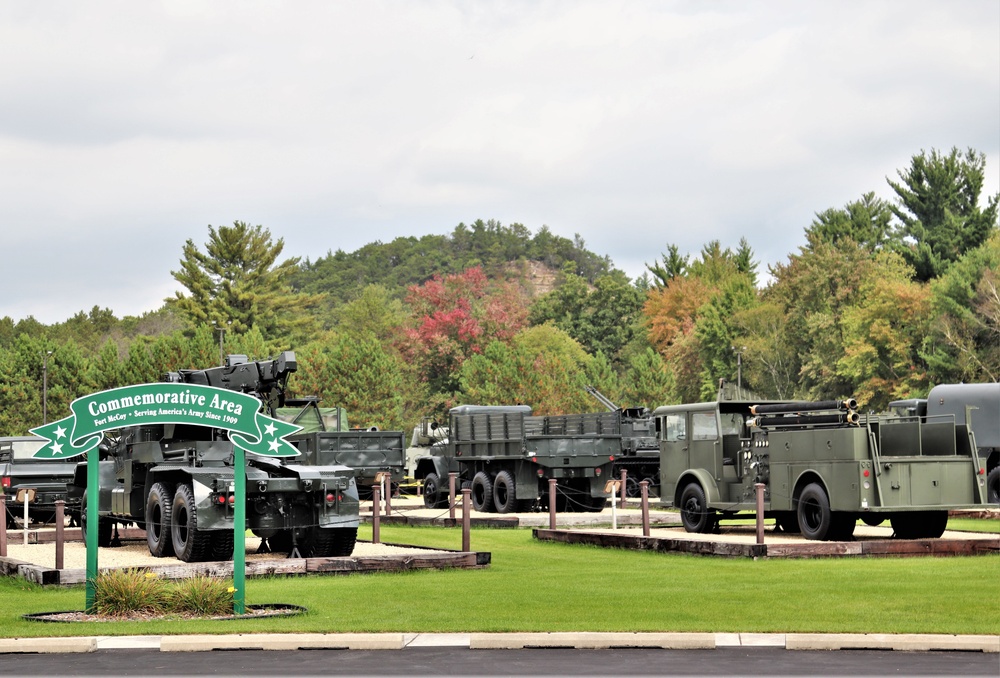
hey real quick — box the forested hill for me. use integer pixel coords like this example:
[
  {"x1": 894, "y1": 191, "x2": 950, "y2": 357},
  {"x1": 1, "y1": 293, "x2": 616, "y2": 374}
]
[{"x1": 290, "y1": 219, "x2": 615, "y2": 303}]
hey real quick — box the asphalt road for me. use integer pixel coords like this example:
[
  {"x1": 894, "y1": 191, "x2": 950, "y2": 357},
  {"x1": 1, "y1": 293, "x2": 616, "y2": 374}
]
[{"x1": 1, "y1": 647, "x2": 997, "y2": 677}]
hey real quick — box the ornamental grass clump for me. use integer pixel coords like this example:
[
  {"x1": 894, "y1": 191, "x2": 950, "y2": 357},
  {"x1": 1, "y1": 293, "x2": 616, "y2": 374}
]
[
  {"x1": 166, "y1": 575, "x2": 235, "y2": 617},
  {"x1": 92, "y1": 569, "x2": 170, "y2": 617}
]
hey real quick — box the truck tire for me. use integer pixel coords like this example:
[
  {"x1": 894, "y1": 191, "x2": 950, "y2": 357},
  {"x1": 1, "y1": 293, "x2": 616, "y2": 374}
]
[
  {"x1": 210, "y1": 530, "x2": 234, "y2": 560},
  {"x1": 330, "y1": 527, "x2": 357, "y2": 557},
  {"x1": 796, "y1": 483, "x2": 834, "y2": 541},
  {"x1": 80, "y1": 490, "x2": 113, "y2": 548},
  {"x1": 145, "y1": 482, "x2": 175, "y2": 557},
  {"x1": 171, "y1": 483, "x2": 213, "y2": 562},
  {"x1": 471, "y1": 472, "x2": 494, "y2": 513},
  {"x1": 890, "y1": 510, "x2": 948, "y2": 539},
  {"x1": 679, "y1": 482, "x2": 713, "y2": 533},
  {"x1": 988, "y1": 467, "x2": 1000, "y2": 504},
  {"x1": 493, "y1": 470, "x2": 518, "y2": 514},
  {"x1": 422, "y1": 472, "x2": 447, "y2": 509}
]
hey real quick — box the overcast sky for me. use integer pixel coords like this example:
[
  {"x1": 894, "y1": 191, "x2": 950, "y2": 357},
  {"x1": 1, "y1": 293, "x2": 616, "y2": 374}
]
[{"x1": 2, "y1": 0, "x2": 998, "y2": 324}]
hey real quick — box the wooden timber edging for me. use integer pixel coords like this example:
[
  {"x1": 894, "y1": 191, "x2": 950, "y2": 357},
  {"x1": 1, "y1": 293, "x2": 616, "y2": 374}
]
[
  {"x1": 532, "y1": 529, "x2": 1000, "y2": 559},
  {"x1": 0, "y1": 544, "x2": 490, "y2": 587}
]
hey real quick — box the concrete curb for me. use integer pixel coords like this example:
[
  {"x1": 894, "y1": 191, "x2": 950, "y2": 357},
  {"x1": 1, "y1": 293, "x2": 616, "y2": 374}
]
[
  {"x1": 158, "y1": 633, "x2": 405, "y2": 651},
  {"x1": 0, "y1": 633, "x2": 996, "y2": 653},
  {"x1": 785, "y1": 633, "x2": 1000, "y2": 653},
  {"x1": 470, "y1": 632, "x2": 715, "y2": 649},
  {"x1": 0, "y1": 637, "x2": 97, "y2": 653}
]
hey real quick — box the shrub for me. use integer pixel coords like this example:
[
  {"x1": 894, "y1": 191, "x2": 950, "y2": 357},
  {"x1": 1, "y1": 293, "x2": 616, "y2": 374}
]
[
  {"x1": 92, "y1": 569, "x2": 170, "y2": 617},
  {"x1": 167, "y1": 575, "x2": 235, "y2": 617}
]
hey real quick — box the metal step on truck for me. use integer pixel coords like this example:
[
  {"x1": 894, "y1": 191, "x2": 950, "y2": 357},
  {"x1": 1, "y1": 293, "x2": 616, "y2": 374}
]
[
  {"x1": 276, "y1": 397, "x2": 406, "y2": 499},
  {"x1": 413, "y1": 404, "x2": 617, "y2": 513},
  {"x1": 654, "y1": 391, "x2": 992, "y2": 540}
]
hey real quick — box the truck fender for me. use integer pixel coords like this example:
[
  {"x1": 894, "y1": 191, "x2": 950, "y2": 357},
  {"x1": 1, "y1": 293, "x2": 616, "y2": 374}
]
[
  {"x1": 790, "y1": 470, "x2": 828, "y2": 504},
  {"x1": 673, "y1": 469, "x2": 722, "y2": 507}
]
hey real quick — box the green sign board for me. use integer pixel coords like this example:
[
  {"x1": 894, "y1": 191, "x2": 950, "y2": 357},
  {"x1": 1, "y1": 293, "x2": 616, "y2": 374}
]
[{"x1": 29, "y1": 383, "x2": 301, "y2": 459}]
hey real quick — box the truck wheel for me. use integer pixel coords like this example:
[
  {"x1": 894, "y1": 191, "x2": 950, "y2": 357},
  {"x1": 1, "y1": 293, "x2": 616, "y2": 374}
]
[
  {"x1": 796, "y1": 483, "x2": 833, "y2": 540},
  {"x1": 988, "y1": 467, "x2": 999, "y2": 504},
  {"x1": 80, "y1": 490, "x2": 113, "y2": 548},
  {"x1": 471, "y1": 472, "x2": 494, "y2": 513},
  {"x1": 679, "y1": 482, "x2": 713, "y2": 533},
  {"x1": 171, "y1": 483, "x2": 212, "y2": 562},
  {"x1": 493, "y1": 471, "x2": 518, "y2": 514},
  {"x1": 860, "y1": 514, "x2": 885, "y2": 527},
  {"x1": 422, "y1": 472, "x2": 447, "y2": 509},
  {"x1": 582, "y1": 496, "x2": 607, "y2": 513},
  {"x1": 210, "y1": 530, "x2": 234, "y2": 560},
  {"x1": 301, "y1": 526, "x2": 333, "y2": 557},
  {"x1": 330, "y1": 527, "x2": 357, "y2": 557},
  {"x1": 145, "y1": 482, "x2": 175, "y2": 557}
]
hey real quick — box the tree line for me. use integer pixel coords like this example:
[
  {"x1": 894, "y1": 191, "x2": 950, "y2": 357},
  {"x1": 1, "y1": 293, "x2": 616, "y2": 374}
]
[{"x1": 1, "y1": 147, "x2": 996, "y2": 435}]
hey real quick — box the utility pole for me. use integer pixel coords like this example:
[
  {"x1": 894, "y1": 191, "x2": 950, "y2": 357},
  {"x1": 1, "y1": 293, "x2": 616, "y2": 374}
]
[
  {"x1": 42, "y1": 350, "x2": 53, "y2": 424},
  {"x1": 732, "y1": 346, "x2": 746, "y2": 391},
  {"x1": 213, "y1": 321, "x2": 231, "y2": 366}
]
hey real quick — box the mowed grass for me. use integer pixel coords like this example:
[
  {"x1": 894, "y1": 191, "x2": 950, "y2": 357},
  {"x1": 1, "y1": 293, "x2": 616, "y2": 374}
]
[{"x1": 1, "y1": 523, "x2": 996, "y2": 637}]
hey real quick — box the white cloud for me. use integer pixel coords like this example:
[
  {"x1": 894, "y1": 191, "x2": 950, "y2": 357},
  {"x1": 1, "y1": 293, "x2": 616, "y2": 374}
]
[{"x1": 0, "y1": 0, "x2": 997, "y2": 323}]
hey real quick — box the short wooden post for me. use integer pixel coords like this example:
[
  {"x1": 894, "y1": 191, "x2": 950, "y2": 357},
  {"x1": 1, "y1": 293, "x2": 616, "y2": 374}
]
[
  {"x1": 448, "y1": 473, "x2": 457, "y2": 520},
  {"x1": 755, "y1": 483, "x2": 765, "y2": 545},
  {"x1": 54, "y1": 499, "x2": 65, "y2": 570},
  {"x1": 548, "y1": 479, "x2": 557, "y2": 530},
  {"x1": 0, "y1": 493, "x2": 7, "y2": 557},
  {"x1": 372, "y1": 483, "x2": 381, "y2": 544},
  {"x1": 619, "y1": 469, "x2": 627, "y2": 509},
  {"x1": 461, "y1": 488, "x2": 471, "y2": 552},
  {"x1": 640, "y1": 481, "x2": 650, "y2": 537}
]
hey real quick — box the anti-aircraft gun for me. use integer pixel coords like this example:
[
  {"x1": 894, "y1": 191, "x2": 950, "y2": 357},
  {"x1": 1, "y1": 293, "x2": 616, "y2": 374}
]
[
  {"x1": 69, "y1": 352, "x2": 359, "y2": 562},
  {"x1": 584, "y1": 386, "x2": 660, "y2": 496}
]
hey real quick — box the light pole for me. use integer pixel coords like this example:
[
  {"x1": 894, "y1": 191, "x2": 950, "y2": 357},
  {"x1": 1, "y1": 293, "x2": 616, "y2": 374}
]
[
  {"x1": 42, "y1": 350, "x2": 53, "y2": 425},
  {"x1": 213, "y1": 321, "x2": 231, "y2": 366}
]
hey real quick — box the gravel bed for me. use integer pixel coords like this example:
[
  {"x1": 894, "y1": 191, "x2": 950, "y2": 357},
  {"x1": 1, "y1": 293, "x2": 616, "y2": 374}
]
[{"x1": 3, "y1": 537, "x2": 438, "y2": 570}]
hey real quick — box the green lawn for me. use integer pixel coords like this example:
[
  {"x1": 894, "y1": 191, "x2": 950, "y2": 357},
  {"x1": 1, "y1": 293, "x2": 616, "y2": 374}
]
[{"x1": 1, "y1": 524, "x2": 997, "y2": 637}]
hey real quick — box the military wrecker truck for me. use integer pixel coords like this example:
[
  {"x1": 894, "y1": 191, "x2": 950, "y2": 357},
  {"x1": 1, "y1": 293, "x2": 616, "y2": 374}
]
[
  {"x1": 69, "y1": 352, "x2": 360, "y2": 562},
  {"x1": 655, "y1": 392, "x2": 991, "y2": 540},
  {"x1": 413, "y1": 404, "x2": 617, "y2": 513},
  {"x1": 890, "y1": 382, "x2": 999, "y2": 504},
  {"x1": 276, "y1": 397, "x2": 407, "y2": 499}
]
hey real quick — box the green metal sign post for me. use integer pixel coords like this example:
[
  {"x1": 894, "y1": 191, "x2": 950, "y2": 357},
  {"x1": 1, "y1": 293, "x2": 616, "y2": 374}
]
[{"x1": 29, "y1": 382, "x2": 300, "y2": 614}]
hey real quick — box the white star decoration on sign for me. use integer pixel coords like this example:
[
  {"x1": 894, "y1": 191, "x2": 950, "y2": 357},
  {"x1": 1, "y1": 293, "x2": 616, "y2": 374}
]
[
  {"x1": 264, "y1": 422, "x2": 277, "y2": 436},
  {"x1": 52, "y1": 442, "x2": 63, "y2": 455},
  {"x1": 54, "y1": 425, "x2": 67, "y2": 439},
  {"x1": 268, "y1": 438, "x2": 280, "y2": 453}
]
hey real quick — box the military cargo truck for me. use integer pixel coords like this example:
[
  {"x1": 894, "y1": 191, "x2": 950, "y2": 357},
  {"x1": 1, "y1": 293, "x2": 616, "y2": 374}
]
[
  {"x1": 890, "y1": 382, "x2": 999, "y2": 503},
  {"x1": 413, "y1": 405, "x2": 616, "y2": 513},
  {"x1": 276, "y1": 397, "x2": 406, "y2": 499},
  {"x1": 655, "y1": 393, "x2": 990, "y2": 540},
  {"x1": 1, "y1": 436, "x2": 80, "y2": 528},
  {"x1": 69, "y1": 353, "x2": 359, "y2": 562}
]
